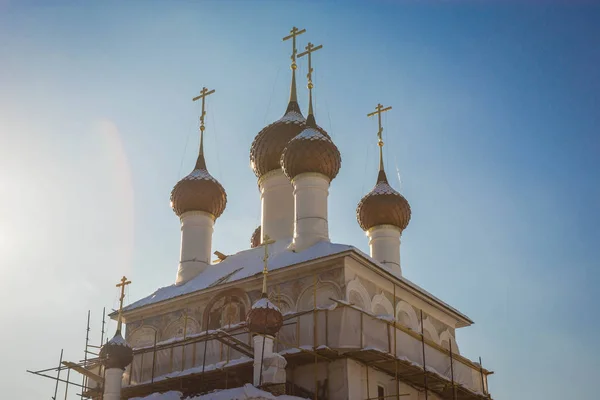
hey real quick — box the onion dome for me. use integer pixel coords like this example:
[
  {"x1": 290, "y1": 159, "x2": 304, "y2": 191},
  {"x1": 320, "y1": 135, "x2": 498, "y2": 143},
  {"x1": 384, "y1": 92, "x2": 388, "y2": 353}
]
[
  {"x1": 281, "y1": 114, "x2": 341, "y2": 181},
  {"x1": 357, "y1": 102, "x2": 411, "y2": 232},
  {"x1": 250, "y1": 225, "x2": 262, "y2": 248},
  {"x1": 246, "y1": 295, "x2": 283, "y2": 336},
  {"x1": 170, "y1": 111, "x2": 227, "y2": 218},
  {"x1": 99, "y1": 331, "x2": 133, "y2": 370},
  {"x1": 357, "y1": 169, "x2": 411, "y2": 231},
  {"x1": 250, "y1": 62, "x2": 307, "y2": 178}
]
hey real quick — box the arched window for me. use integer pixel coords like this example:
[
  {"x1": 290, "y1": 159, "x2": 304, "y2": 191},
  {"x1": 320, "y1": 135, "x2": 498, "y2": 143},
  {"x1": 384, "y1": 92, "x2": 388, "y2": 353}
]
[{"x1": 204, "y1": 289, "x2": 250, "y2": 330}]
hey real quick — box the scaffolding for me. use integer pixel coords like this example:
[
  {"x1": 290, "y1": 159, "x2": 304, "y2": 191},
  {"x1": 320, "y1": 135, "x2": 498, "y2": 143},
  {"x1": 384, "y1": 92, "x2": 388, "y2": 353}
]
[{"x1": 28, "y1": 273, "x2": 493, "y2": 400}]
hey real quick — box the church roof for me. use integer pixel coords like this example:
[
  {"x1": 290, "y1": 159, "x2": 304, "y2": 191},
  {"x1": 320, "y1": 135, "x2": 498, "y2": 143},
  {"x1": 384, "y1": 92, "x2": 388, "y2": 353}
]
[
  {"x1": 123, "y1": 240, "x2": 353, "y2": 312},
  {"x1": 121, "y1": 240, "x2": 473, "y2": 326}
]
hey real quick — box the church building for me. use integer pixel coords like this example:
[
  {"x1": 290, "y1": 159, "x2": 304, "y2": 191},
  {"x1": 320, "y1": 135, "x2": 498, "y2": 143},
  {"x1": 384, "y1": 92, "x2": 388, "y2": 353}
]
[{"x1": 48, "y1": 27, "x2": 494, "y2": 400}]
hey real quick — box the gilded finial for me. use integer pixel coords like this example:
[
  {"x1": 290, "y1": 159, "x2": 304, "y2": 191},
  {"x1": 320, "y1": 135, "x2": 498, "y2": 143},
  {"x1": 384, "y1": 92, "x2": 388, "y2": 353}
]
[
  {"x1": 367, "y1": 103, "x2": 392, "y2": 174},
  {"x1": 192, "y1": 87, "x2": 216, "y2": 169},
  {"x1": 261, "y1": 234, "x2": 276, "y2": 296},
  {"x1": 298, "y1": 42, "x2": 323, "y2": 119},
  {"x1": 283, "y1": 27, "x2": 306, "y2": 103},
  {"x1": 115, "y1": 276, "x2": 132, "y2": 333}
]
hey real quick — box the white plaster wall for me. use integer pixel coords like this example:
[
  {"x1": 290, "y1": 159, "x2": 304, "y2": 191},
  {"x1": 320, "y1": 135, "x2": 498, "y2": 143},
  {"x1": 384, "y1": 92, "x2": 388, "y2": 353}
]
[
  {"x1": 344, "y1": 257, "x2": 463, "y2": 331},
  {"x1": 367, "y1": 225, "x2": 402, "y2": 276},
  {"x1": 292, "y1": 173, "x2": 330, "y2": 251},
  {"x1": 177, "y1": 211, "x2": 214, "y2": 285},
  {"x1": 103, "y1": 368, "x2": 124, "y2": 400},
  {"x1": 260, "y1": 169, "x2": 294, "y2": 241}
]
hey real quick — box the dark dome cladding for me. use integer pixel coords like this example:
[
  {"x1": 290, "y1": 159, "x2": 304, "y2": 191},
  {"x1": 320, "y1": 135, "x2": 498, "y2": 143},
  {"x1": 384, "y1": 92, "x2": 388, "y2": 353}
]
[
  {"x1": 356, "y1": 170, "x2": 411, "y2": 231},
  {"x1": 170, "y1": 153, "x2": 227, "y2": 218},
  {"x1": 100, "y1": 333, "x2": 134, "y2": 370},
  {"x1": 250, "y1": 101, "x2": 306, "y2": 178},
  {"x1": 281, "y1": 115, "x2": 341, "y2": 181},
  {"x1": 246, "y1": 296, "x2": 284, "y2": 336}
]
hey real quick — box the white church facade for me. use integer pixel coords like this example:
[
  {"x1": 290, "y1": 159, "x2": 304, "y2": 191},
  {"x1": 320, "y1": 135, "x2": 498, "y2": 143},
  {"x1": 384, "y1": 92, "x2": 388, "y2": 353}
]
[{"x1": 39, "y1": 27, "x2": 494, "y2": 400}]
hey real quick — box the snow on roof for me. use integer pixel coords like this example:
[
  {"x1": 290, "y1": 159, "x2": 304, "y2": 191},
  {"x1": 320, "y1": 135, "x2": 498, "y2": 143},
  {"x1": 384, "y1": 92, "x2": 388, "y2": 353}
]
[
  {"x1": 124, "y1": 239, "x2": 354, "y2": 312},
  {"x1": 122, "y1": 239, "x2": 471, "y2": 324},
  {"x1": 130, "y1": 384, "x2": 309, "y2": 400}
]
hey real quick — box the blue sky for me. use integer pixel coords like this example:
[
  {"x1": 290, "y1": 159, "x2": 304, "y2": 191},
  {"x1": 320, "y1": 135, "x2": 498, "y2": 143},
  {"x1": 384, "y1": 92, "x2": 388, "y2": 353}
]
[{"x1": 1, "y1": 1, "x2": 599, "y2": 399}]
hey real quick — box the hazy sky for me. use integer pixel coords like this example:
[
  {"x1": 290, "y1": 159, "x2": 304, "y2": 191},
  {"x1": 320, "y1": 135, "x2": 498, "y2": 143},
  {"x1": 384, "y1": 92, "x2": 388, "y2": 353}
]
[{"x1": 1, "y1": 1, "x2": 599, "y2": 399}]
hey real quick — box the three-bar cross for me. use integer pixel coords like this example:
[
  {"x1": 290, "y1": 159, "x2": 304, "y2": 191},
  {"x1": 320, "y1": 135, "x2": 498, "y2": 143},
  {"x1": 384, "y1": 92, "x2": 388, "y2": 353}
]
[
  {"x1": 367, "y1": 103, "x2": 392, "y2": 144},
  {"x1": 298, "y1": 42, "x2": 323, "y2": 88},
  {"x1": 192, "y1": 87, "x2": 216, "y2": 132},
  {"x1": 283, "y1": 26, "x2": 306, "y2": 68},
  {"x1": 115, "y1": 276, "x2": 131, "y2": 332}
]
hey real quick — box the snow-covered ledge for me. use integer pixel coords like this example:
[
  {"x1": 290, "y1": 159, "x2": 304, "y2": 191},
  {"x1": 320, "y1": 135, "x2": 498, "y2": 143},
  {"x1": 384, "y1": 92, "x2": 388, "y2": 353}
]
[{"x1": 129, "y1": 384, "x2": 308, "y2": 400}]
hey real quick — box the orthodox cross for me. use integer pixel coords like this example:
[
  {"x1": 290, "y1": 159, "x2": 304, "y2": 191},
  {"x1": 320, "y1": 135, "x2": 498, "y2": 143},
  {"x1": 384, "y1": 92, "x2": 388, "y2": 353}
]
[
  {"x1": 192, "y1": 87, "x2": 216, "y2": 133},
  {"x1": 298, "y1": 42, "x2": 323, "y2": 89},
  {"x1": 283, "y1": 26, "x2": 306, "y2": 68},
  {"x1": 298, "y1": 42, "x2": 323, "y2": 115},
  {"x1": 260, "y1": 234, "x2": 276, "y2": 295},
  {"x1": 115, "y1": 276, "x2": 131, "y2": 332},
  {"x1": 367, "y1": 103, "x2": 392, "y2": 169}
]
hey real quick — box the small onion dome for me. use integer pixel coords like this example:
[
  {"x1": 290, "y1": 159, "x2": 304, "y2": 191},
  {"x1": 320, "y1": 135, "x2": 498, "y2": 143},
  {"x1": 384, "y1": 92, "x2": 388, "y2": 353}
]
[
  {"x1": 99, "y1": 332, "x2": 134, "y2": 370},
  {"x1": 357, "y1": 169, "x2": 411, "y2": 231},
  {"x1": 250, "y1": 101, "x2": 306, "y2": 178},
  {"x1": 250, "y1": 225, "x2": 262, "y2": 248},
  {"x1": 170, "y1": 156, "x2": 227, "y2": 218},
  {"x1": 246, "y1": 295, "x2": 283, "y2": 336},
  {"x1": 281, "y1": 114, "x2": 341, "y2": 181}
]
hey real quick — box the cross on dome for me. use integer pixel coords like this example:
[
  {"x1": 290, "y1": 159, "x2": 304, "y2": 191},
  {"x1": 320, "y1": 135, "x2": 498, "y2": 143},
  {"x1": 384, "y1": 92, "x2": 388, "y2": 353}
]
[
  {"x1": 298, "y1": 42, "x2": 323, "y2": 117},
  {"x1": 367, "y1": 103, "x2": 393, "y2": 172},
  {"x1": 115, "y1": 276, "x2": 131, "y2": 333}
]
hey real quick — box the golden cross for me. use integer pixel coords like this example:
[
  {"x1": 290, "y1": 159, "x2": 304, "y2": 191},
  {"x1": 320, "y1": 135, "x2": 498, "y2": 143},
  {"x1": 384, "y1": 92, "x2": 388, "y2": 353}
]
[
  {"x1": 115, "y1": 276, "x2": 131, "y2": 332},
  {"x1": 367, "y1": 103, "x2": 392, "y2": 142},
  {"x1": 367, "y1": 104, "x2": 392, "y2": 171},
  {"x1": 283, "y1": 26, "x2": 306, "y2": 68},
  {"x1": 298, "y1": 42, "x2": 323, "y2": 88},
  {"x1": 260, "y1": 234, "x2": 276, "y2": 295},
  {"x1": 192, "y1": 87, "x2": 216, "y2": 132}
]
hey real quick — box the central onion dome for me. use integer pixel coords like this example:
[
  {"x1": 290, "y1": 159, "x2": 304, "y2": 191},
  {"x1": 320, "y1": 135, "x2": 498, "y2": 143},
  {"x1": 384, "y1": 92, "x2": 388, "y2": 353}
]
[
  {"x1": 281, "y1": 114, "x2": 341, "y2": 181},
  {"x1": 250, "y1": 64, "x2": 307, "y2": 178},
  {"x1": 99, "y1": 331, "x2": 134, "y2": 370},
  {"x1": 170, "y1": 138, "x2": 227, "y2": 218},
  {"x1": 357, "y1": 169, "x2": 411, "y2": 231},
  {"x1": 246, "y1": 295, "x2": 284, "y2": 336}
]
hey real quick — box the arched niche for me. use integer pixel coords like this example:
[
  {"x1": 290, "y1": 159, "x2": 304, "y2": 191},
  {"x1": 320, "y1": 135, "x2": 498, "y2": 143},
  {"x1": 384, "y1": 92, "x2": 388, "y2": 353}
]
[
  {"x1": 204, "y1": 288, "x2": 250, "y2": 331},
  {"x1": 371, "y1": 293, "x2": 394, "y2": 316},
  {"x1": 127, "y1": 326, "x2": 158, "y2": 348},
  {"x1": 395, "y1": 301, "x2": 419, "y2": 331},
  {"x1": 345, "y1": 277, "x2": 371, "y2": 311},
  {"x1": 439, "y1": 330, "x2": 460, "y2": 354},
  {"x1": 163, "y1": 315, "x2": 200, "y2": 341},
  {"x1": 297, "y1": 280, "x2": 342, "y2": 311},
  {"x1": 268, "y1": 291, "x2": 295, "y2": 315},
  {"x1": 421, "y1": 317, "x2": 440, "y2": 344}
]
